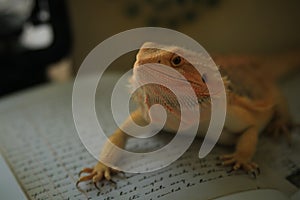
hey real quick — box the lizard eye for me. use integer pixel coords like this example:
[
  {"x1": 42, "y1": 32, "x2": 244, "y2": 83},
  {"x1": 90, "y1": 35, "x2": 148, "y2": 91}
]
[{"x1": 170, "y1": 55, "x2": 183, "y2": 67}]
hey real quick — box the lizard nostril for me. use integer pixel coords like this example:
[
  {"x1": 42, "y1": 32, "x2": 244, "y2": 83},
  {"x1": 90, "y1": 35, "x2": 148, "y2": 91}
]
[{"x1": 158, "y1": 60, "x2": 161, "y2": 63}]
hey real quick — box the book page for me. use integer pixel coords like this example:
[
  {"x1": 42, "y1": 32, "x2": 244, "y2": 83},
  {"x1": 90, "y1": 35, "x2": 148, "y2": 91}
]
[{"x1": 0, "y1": 75, "x2": 298, "y2": 199}]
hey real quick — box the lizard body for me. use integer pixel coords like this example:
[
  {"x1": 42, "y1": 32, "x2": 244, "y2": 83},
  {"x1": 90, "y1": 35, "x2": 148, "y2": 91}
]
[{"x1": 77, "y1": 43, "x2": 300, "y2": 189}]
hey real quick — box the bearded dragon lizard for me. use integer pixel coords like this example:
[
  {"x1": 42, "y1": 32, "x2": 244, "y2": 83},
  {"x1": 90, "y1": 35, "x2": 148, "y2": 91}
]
[{"x1": 76, "y1": 42, "x2": 300, "y2": 189}]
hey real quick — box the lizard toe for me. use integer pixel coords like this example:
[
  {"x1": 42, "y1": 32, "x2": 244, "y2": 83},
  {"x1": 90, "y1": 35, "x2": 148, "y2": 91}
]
[
  {"x1": 78, "y1": 167, "x2": 93, "y2": 177},
  {"x1": 76, "y1": 172, "x2": 96, "y2": 188}
]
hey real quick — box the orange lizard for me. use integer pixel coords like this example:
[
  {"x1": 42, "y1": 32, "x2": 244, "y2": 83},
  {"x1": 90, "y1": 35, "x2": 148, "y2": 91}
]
[{"x1": 76, "y1": 42, "x2": 300, "y2": 189}]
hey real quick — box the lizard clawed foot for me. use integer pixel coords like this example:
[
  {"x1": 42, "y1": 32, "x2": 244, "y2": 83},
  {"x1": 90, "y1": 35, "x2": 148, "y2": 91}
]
[
  {"x1": 219, "y1": 153, "x2": 260, "y2": 178},
  {"x1": 76, "y1": 162, "x2": 120, "y2": 191}
]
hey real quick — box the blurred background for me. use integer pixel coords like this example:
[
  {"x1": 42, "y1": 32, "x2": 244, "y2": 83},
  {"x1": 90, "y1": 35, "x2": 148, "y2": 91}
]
[{"x1": 0, "y1": 0, "x2": 300, "y2": 96}]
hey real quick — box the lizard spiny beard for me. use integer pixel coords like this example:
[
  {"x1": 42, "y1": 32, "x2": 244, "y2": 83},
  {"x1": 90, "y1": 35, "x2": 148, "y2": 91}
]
[{"x1": 131, "y1": 80, "x2": 211, "y2": 121}]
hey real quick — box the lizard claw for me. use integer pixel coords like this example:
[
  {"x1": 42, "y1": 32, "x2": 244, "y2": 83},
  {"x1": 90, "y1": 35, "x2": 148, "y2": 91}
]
[
  {"x1": 248, "y1": 167, "x2": 260, "y2": 179},
  {"x1": 220, "y1": 153, "x2": 259, "y2": 178},
  {"x1": 256, "y1": 167, "x2": 261, "y2": 175},
  {"x1": 94, "y1": 182, "x2": 101, "y2": 191},
  {"x1": 109, "y1": 179, "x2": 117, "y2": 185},
  {"x1": 249, "y1": 170, "x2": 257, "y2": 179}
]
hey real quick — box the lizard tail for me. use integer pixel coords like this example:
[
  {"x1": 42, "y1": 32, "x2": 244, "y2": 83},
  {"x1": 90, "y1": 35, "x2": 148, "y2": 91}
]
[{"x1": 262, "y1": 50, "x2": 300, "y2": 81}]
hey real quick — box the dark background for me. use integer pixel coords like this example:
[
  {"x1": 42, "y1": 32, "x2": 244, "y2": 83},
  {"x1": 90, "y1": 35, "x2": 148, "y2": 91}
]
[{"x1": 1, "y1": 0, "x2": 300, "y2": 96}]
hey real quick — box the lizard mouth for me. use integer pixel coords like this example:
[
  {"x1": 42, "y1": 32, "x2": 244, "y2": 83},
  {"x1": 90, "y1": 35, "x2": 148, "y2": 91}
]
[{"x1": 149, "y1": 67, "x2": 204, "y2": 88}]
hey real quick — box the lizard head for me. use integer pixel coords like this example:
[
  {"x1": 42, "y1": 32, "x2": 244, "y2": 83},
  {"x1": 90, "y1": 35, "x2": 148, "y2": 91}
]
[
  {"x1": 132, "y1": 42, "x2": 224, "y2": 99},
  {"x1": 130, "y1": 42, "x2": 224, "y2": 120}
]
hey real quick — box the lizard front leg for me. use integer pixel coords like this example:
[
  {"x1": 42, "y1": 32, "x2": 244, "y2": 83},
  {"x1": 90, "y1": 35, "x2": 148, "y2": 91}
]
[
  {"x1": 76, "y1": 127, "x2": 128, "y2": 190},
  {"x1": 218, "y1": 100, "x2": 263, "y2": 176},
  {"x1": 77, "y1": 109, "x2": 147, "y2": 190},
  {"x1": 220, "y1": 126, "x2": 260, "y2": 177}
]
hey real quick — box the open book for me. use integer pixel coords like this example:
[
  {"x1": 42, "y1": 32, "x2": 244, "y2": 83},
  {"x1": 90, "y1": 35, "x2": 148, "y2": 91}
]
[{"x1": 0, "y1": 73, "x2": 299, "y2": 200}]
